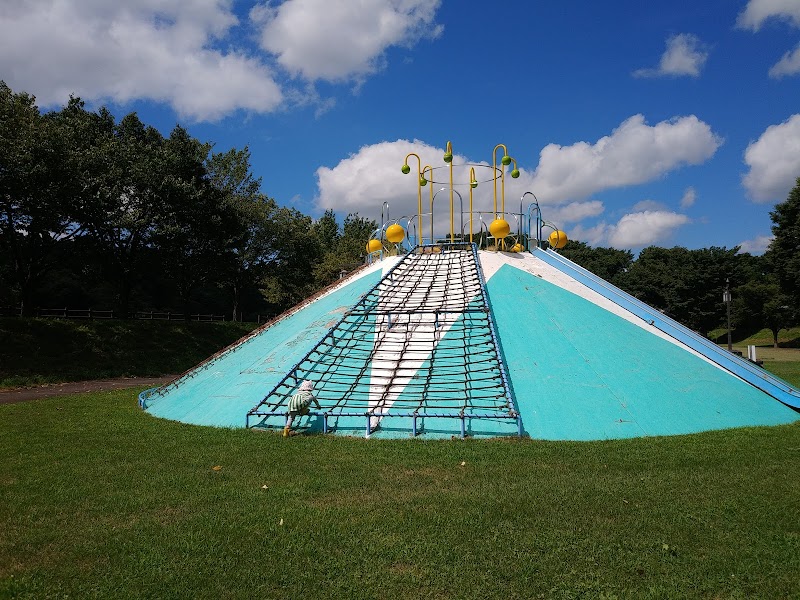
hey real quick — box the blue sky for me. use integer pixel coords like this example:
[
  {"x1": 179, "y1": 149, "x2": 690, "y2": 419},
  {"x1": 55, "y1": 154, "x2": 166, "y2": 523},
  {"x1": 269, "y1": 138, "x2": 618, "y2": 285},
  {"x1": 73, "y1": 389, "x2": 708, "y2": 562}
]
[{"x1": 2, "y1": 0, "x2": 800, "y2": 253}]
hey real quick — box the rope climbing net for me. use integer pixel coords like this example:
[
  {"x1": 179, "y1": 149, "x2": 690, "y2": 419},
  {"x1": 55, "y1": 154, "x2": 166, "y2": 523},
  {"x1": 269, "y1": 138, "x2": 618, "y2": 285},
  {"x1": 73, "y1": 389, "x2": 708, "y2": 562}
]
[{"x1": 246, "y1": 243, "x2": 519, "y2": 437}]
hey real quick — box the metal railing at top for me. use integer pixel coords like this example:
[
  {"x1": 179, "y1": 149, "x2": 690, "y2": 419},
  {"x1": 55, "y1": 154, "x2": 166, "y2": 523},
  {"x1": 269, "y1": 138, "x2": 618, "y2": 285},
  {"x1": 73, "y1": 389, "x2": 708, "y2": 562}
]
[{"x1": 397, "y1": 208, "x2": 542, "y2": 250}]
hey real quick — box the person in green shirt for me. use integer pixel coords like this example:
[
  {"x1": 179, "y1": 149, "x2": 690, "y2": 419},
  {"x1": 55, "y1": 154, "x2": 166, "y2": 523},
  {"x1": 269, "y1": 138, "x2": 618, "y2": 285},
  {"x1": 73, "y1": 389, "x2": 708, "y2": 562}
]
[{"x1": 283, "y1": 380, "x2": 321, "y2": 437}]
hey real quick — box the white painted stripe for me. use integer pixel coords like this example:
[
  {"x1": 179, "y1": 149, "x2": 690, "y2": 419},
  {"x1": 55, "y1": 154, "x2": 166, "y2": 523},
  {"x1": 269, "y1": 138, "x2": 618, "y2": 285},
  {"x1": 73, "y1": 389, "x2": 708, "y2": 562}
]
[{"x1": 366, "y1": 252, "x2": 479, "y2": 433}]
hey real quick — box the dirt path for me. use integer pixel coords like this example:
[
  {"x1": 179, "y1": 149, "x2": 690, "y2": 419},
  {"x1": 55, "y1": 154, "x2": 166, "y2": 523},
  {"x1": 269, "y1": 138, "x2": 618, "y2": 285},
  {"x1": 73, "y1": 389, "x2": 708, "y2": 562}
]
[{"x1": 0, "y1": 375, "x2": 177, "y2": 405}]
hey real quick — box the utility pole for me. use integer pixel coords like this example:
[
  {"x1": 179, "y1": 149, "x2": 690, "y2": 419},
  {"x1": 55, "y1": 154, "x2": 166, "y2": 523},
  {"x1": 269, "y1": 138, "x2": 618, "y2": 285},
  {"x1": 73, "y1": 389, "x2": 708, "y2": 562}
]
[{"x1": 723, "y1": 278, "x2": 732, "y2": 352}]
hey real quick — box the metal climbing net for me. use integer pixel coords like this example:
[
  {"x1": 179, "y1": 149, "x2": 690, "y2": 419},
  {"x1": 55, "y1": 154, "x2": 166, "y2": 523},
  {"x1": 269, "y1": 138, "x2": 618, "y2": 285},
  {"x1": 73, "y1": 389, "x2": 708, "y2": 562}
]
[{"x1": 246, "y1": 242, "x2": 519, "y2": 437}]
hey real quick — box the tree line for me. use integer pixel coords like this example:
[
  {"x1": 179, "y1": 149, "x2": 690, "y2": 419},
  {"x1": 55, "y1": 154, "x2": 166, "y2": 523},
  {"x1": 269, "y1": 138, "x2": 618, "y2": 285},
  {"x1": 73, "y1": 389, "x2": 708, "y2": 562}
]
[
  {"x1": 559, "y1": 178, "x2": 800, "y2": 347},
  {"x1": 3, "y1": 81, "x2": 798, "y2": 339},
  {"x1": 0, "y1": 82, "x2": 375, "y2": 321}
]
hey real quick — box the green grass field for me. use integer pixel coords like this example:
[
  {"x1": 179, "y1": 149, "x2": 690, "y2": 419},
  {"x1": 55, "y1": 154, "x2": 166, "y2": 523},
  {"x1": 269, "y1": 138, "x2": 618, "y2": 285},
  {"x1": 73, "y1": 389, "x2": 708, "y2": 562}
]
[
  {"x1": 709, "y1": 327, "x2": 800, "y2": 388},
  {"x1": 2, "y1": 389, "x2": 799, "y2": 599}
]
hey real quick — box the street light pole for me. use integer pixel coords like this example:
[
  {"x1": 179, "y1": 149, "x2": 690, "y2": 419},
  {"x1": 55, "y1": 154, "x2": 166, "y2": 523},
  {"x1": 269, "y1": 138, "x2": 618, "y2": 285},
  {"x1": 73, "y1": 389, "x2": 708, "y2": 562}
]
[{"x1": 723, "y1": 278, "x2": 732, "y2": 352}]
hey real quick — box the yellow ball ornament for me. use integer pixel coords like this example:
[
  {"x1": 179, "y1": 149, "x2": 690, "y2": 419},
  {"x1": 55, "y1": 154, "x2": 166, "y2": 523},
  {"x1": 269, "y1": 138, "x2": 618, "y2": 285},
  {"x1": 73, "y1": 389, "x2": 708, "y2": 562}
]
[
  {"x1": 548, "y1": 230, "x2": 568, "y2": 249},
  {"x1": 385, "y1": 223, "x2": 405, "y2": 243},
  {"x1": 366, "y1": 239, "x2": 382, "y2": 253},
  {"x1": 510, "y1": 242, "x2": 524, "y2": 253},
  {"x1": 489, "y1": 219, "x2": 511, "y2": 239}
]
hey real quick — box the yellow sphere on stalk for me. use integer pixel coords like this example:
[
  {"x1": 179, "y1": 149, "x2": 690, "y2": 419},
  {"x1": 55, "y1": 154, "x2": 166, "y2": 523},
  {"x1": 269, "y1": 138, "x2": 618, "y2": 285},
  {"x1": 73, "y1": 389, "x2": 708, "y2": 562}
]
[
  {"x1": 489, "y1": 219, "x2": 511, "y2": 239},
  {"x1": 549, "y1": 230, "x2": 568, "y2": 249},
  {"x1": 366, "y1": 239, "x2": 382, "y2": 253},
  {"x1": 386, "y1": 223, "x2": 405, "y2": 243}
]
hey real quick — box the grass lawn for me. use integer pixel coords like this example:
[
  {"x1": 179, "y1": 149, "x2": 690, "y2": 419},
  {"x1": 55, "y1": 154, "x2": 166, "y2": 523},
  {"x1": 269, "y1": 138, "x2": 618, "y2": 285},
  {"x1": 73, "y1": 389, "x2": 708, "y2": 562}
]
[
  {"x1": 734, "y1": 347, "x2": 800, "y2": 388},
  {"x1": 2, "y1": 389, "x2": 799, "y2": 599}
]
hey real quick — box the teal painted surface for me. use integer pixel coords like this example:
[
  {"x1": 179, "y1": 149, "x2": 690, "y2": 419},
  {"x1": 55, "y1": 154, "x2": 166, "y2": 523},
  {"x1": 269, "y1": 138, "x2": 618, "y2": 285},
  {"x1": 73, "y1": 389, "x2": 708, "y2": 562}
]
[
  {"x1": 536, "y1": 247, "x2": 800, "y2": 408},
  {"x1": 145, "y1": 271, "x2": 382, "y2": 428},
  {"x1": 488, "y1": 264, "x2": 799, "y2": 440}
]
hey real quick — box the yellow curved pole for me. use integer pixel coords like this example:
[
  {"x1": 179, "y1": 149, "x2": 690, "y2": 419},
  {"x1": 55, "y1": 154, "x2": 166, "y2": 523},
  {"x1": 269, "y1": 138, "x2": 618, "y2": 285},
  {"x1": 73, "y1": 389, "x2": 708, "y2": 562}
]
[
  {"x1": 469, "y1": 167, "x2": 476, "y2": 243},
  {"x1": 492, "y1": 143, "x2": 508, "y2": 219},
  {"x1": 422, "y1": 164, "x2": 433, "y2": 243},
  {"x1": 446, "y1": 141, "x2": 454, "y2": 242},
  {"x1": 404, "y1": 152, "x2": 424, "y2": 244}
]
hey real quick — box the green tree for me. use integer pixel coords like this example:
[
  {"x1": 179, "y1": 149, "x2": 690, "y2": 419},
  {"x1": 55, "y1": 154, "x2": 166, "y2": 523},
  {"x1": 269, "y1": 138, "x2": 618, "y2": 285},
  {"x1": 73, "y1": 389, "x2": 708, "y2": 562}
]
[
  {"x1": 258, "y1": 208, "x2": 322, "y2": 309},
  {"x1": 206, "y1": 146, "x2": 280, "y2": 321},
  {"x1": 313, "y1": 209, "x2": 341, "y2": 250},
  {"x1": 766, "y1": 177, "x2": 800, "y2": 322},
  {"x1": 0, "y1": 82, "x2": 81, "y2": 314},
  {"x1": 312, "y1": 213, "x2": 377, "y2": 286},
  {"x1": 65, "y1": 107, "x2": 168, "y2": 317},
  {"x1": 151, "y1": 126, "x2": 227, "y2": 320},
  {"x1": 559, "y1": 240, "x2": 633, "y2": 283},
  {"x1": 733, "y1": 278, "x2": 793, "y2": 347},
  {"x1": 618, "y1": 246, "x2": 741, "y2": 333}
]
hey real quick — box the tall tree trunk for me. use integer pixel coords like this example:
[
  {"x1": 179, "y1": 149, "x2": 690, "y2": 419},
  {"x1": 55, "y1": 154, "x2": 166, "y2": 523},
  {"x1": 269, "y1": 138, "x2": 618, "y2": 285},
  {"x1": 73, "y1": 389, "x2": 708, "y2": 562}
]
[
  {"x1": 19, "y1": 277, "x2": 34, "y2": 317},
  {"x1": 232, "y1": 279, "x2": 242, "y2": 322},
  {"x1": 18, "y1": 262, "x2": 36, "y2": 317},
  {"x1": 118, "y1": 272, "x2": 131, "y2": 319},
  {"x1": 180, "y1": 280, "x2": 192, "y2": 322}
]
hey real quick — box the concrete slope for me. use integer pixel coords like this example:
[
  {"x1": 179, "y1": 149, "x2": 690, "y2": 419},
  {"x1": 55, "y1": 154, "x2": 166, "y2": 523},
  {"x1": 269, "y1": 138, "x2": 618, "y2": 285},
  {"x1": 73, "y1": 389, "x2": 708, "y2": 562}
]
[
  {"x1": 535, "y1": 247, "x2": 800, "y2": 410},
  {"x1": 141, "y1": 260, "x2": 392, "y2": 427},
  {"x1": 481, "y1": 252, "x2": 798, "y2": 440}
]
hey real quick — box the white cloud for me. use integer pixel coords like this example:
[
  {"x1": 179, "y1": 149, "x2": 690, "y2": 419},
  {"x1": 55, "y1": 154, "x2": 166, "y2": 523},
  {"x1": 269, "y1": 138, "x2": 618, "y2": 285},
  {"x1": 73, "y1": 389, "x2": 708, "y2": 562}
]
[
  {"x1": 529, "y1": 114, "x2": 722, "y2": 204},
  {"x1": 742, "y1": 114, "x2": 800, "y2": 202},
  {"x1": 633, "y1": 34, "x2": 709, "y2": 78},
  {"x1": 568, "y1": 223, "x2": 609, "y2": 247},
  {"x1": 316, "y1": 139, "x2": 441, "y2": 219},
  {"x1": 738, "y1": 1, "x2": 800, "y2": 78},
  {"x1": 736, "y1": 0, "x2": 800, "y2": 31},
  {"x1": 680, "y1": 187, "x2": 697, "y2": 209},
  {"x1": 769, "y1": 43, "x2": 800, "y2": 77},
  {"x1": 631, "y1": 199, "x2": 668, "y2": 212},
  {"x1": 252, "y1": 0, "x2": 443, "y2": 81},
  {"x1": 737, "y1": 235, "x2": 774, "y2": 255},
  {"x1": 0, "y1": 0, "x2": 444, "y2": 120},
  {"x1": 0, "y1": 0, "x2": 283, "y2": 121},
  {"x1": 607, "y1": 211, "x2": 690, "y2": 249},
  {"x1": 570, "y1": 211, "x2": 690, "y2": 249},
  {"x1": 547, "y1": 201, "x2": 605, "y2": 226}
]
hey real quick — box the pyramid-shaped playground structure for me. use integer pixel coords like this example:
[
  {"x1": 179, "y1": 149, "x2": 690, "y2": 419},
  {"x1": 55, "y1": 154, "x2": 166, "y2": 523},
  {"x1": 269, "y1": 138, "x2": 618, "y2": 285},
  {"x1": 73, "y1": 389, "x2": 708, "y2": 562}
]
[{"x1": 139, "y1": 142, "x2": 800, "y2": 440}]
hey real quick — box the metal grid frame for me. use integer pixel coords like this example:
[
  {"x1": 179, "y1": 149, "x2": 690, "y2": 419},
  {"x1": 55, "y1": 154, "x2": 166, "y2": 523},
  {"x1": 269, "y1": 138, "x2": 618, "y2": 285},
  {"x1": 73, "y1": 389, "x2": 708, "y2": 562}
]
[{"x1": 246, "y1": 243, "x2": 518, "y2": 437}]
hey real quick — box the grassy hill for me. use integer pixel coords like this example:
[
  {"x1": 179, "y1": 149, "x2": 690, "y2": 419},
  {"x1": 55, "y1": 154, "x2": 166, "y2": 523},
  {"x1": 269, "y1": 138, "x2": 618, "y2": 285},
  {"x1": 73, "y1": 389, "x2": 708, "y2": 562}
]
[{"x1": 0, "y1": 318, "x2": 258, "y2": 388}]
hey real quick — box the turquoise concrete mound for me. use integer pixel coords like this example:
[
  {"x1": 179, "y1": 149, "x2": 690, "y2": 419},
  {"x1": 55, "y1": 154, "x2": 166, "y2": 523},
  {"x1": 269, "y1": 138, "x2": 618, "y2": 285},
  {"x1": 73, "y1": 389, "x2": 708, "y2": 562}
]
[
  {"x1": 142, "y1": 269, "x2": 383, "y2": 427},
  {"x1": 488, "y1": 264, "x2": 798, "y2": 440},
  {"x1": 141, "y1": 249, "x2": 799, "y2": 439}
]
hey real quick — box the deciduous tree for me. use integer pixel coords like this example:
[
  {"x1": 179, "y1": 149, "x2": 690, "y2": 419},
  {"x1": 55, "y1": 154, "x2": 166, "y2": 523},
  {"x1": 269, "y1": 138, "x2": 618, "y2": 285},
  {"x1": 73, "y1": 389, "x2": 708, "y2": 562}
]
[{"x1": 766, "y1": 177, "x2": 800, "y2": 323}]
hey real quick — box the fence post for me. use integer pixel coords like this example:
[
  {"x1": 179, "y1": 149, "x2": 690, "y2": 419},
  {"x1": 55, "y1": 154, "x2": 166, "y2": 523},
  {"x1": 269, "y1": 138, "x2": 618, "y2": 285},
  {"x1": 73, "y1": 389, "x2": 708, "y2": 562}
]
[{"x1": 89, "y1": 308, "x2": 93, "y2": 321}]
